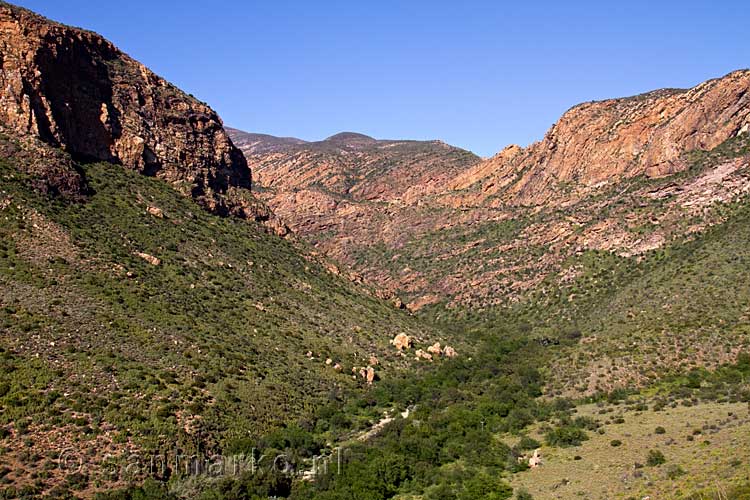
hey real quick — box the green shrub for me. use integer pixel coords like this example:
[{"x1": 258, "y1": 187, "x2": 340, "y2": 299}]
[
  {"x1": 666, "y1": 464, "x2": 686, "y2": 479},
  {"x1": 457, "y1": 473, "x2": 513, "y2": 500},
  {"x1": 515, "y1": 488, "x2": 534, "y2": 500},
  {"x1": 516, "y1": 436, "x2": 540, "y2": 451},
  {"x1": 646, "y1": 449, "x2": 666, "y2": 466},
  {"x1": 545, "y1": 426, "x2": 588, "y2": 447}
]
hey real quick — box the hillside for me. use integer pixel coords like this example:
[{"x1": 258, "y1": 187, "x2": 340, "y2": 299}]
[
  {"x1": 0, "y1": 3, "x2": 450, "y2": 497},
  {"x1": 0, "y1": 136, "x2": 454, "y2": 496},
  {"x1": 233, "y1": 71, "x2": 750, "y2": 313},
  {"x1": 2, "y1": 1, "x2": 750, "y2": 499}
]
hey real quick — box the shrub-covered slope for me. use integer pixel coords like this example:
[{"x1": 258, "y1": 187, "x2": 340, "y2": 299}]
[{"x1": 0, "y1": 145, "x2": 445, "y2": 495}]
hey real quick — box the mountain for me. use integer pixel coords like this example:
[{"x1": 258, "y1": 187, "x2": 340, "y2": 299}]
[
  {"x1": 0, "y1": 1, "x2": 282, "y2": 225},
  {"x1": 234, "y1": 71, "x2": 750, "y2": 313},
  {"x1": 0, "y1": 3, "x2": 450, "y2": 496},
  {"x1": 449, "y1": 70, "x2": 750, "y2": 206},
  {"x1": 3, "y1": 1, "x2": 750, "y2": 499},
  {"x1": 226, "y1": 129, "x2": 482, "y2": 305}
]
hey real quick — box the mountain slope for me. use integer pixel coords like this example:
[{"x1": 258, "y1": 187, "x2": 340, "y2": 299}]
[
  {"x1": 0, "y1": 4, "x2": 450, "y2": 496},
  {"x1": 234, "y1": 71, "x2": 750, "y2": 312},
  {"x1": 490, "y1": 134, "x2": 750, "y2": 397},
  {"x1": 0, "y1": 144, "x2": 449, "y2": 496}
]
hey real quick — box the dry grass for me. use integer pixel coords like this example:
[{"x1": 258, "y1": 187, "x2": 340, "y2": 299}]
[{"x1": 512, "y1": 401, "x2": 750, "y2": 499}]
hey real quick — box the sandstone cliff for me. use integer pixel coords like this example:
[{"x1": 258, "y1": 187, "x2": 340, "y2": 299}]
[
  {"x1": 0, "y1": 2, "x2": 269, "y2": 221},
  {"x1": 449, "y1": 70, "x2": 750, "y2": 206}
]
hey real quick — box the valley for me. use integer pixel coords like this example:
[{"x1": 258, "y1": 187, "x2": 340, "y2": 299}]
[{"x1": 0, "y1": 1, "x2": 749, "y2": 499}]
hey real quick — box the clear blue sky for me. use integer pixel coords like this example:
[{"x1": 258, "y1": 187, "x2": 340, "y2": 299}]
[{"x1": 15, "y1": 1, "x2": 750, "y2": 156}]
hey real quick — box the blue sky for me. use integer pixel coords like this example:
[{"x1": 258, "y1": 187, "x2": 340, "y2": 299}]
[{"x1": 16, "y1": 1, "x2": 750, "y2": 156}]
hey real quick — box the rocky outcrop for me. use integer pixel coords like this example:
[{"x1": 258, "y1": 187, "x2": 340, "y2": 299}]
[
  {"x1": 450, "y1": 70, "x2": 750, "y2": 206},
  {"x1": 427, "y1": 342, "x2": 442, "y2": 356},
  {"x1": 0, "y1": 2, "x2": 268, "y2": 220},
  {"x1": 414, "y1": 349, "x2": 432, "y2": 362},
  {"x1": 133, "y1": 251, "x2": 161, "y2": 266},
  {"x1": 391, "y1": 333, "x2": 413, "y2": 351}
]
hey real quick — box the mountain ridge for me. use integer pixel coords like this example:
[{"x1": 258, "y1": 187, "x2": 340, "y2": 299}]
[
  {"x1": 233, "y1": 69, "x2": 750, "y2": 311},
  {"x1": 445, "y1": 69, "x2": 750, "y2": 207}
]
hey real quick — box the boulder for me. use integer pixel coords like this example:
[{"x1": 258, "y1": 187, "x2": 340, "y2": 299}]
[
  {"x1": 391, "y1": 333, "x2": 413, "y2": 351},
  {"x1": 415, "y1": 349, "x2": 433, "y2": 362},
  {"x1": 134, "y1": 251, "x2": 160, "y2": 266},
  {"x1": 147, "y1": 206, "x2": 164, "y2": 218},
  {"x1": 529, "y1": 449, "x2": 543, "y2": 468},
  {"x1": 427, "y1": 342, "x2": 442, "y2": 356}
]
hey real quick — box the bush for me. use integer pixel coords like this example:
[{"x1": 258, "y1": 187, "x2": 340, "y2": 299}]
[
  {"x1": 457, "y1": 473, "x2": 513, "y2": 500},
  {"x1": 666, "y1": 464, "x2": 686, "y2": 479},
  {"x1": 545, "y1": 426, "x2": 588, "y2": 447},
  {"x1": 654, "y1": 426, "x2": 666, "y2": 434},
  {"x1": 427, "y1": 483, "x2": 458, "y2": 500},
  {"x1": 515, "y1": 488, "x2": 534, "y2": 500},
  {"x1": 516, "y1": 436, "x2": 541, "y2": 451},
  {"x1": 646, "y1": 449, "x2": 666, "y2": 466},
  {"x1": 610, "y1": 439, "x2": 622, "y2": 447}
]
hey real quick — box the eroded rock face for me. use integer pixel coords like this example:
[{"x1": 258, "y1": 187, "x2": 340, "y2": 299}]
[
  {"x1": 450, "y1": 70, "x2": 750, "y2": 206},
  {"x1": 0, "y1": 3, "x2": 257, "y2": 217}
]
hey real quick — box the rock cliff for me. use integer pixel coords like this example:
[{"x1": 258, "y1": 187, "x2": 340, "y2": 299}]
[
  {"x1": 449, "y1": 70, "x2": 750, "y2": 206},
  {"x1": 0, "y1": 2, "x2": 264, "y2": 219}
]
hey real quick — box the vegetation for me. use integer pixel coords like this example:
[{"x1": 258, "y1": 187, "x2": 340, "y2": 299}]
[
  {"x1": 1, "y1": 131, "x2": 749, "y2": 498},
  {"x1": 646, "y1": 449, "x2": 666, "y2": 467},
  {"x1": 0, "y1": 158, "x2": 440, "y2": 494}
]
